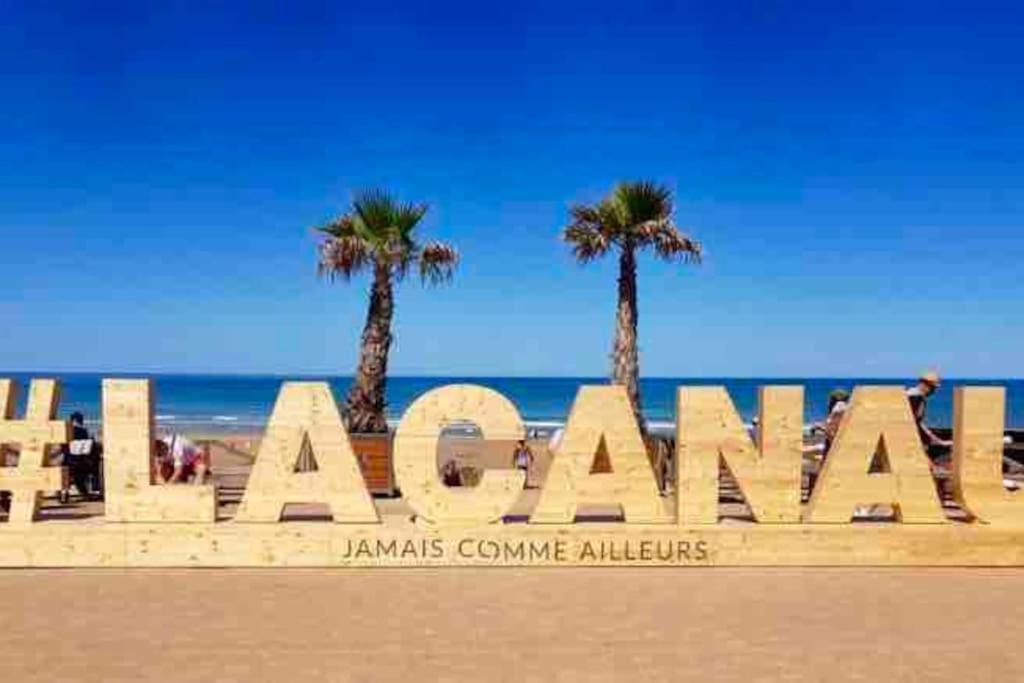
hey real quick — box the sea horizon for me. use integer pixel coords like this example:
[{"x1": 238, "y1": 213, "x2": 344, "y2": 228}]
[{"x1": 4, "y1": 371, "x2": 1022, "y2": 433}]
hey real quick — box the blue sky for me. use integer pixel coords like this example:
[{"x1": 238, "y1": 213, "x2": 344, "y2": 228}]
[{"x1": 1, "y1": 1, "x2": 1021, "y2": 378}]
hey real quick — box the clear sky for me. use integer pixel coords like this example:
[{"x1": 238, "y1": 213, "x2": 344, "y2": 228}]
[{"x1": 1, "y1": 1, "x2": 1021, "y2": 378}]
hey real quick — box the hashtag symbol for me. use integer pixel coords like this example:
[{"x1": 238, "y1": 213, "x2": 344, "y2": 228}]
[{"x1": 0, "y1": 379, "x2": 71, "y2": 525}]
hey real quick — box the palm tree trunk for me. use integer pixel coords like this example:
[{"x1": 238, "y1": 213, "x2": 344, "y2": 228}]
[
  {"x1": 612, "y1": 245, "x2": 646, "y2": 431},
  {"x1": 345, "y1": 263, "x2": 394, "y2": 434}
]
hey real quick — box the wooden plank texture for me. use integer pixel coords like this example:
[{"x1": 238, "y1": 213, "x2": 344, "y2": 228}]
[
  {"x1": 678, "y1": 386, "x2": 803, "y2": 524},
  {"x1": 393, "y1": 384, "x2": 525, "y2": 526},
  {"x1": 0, "y1": 379, "x2": 70, "y2": 525},
  {"x1": 531, "y1": 386, "x2": 668, "y2": 524},
  {"x1": 2, "y1": 379, "x2": 1023, "y2": 567},
  {"x1": 0, "y1": 523, "x2": 1023, "y2": 567},
  {"x1": 102, "y1": 379, "x2": 218, "y2": 523},
  {"x1": 952, "y1": 386, "x2": 1021, "y2": 524},
  {"x1": 807, "y1": 386, "x2": 946, "y2": 524},
  {"x1": 234, "y1": 382, "x2": 379, "y2": 523}
]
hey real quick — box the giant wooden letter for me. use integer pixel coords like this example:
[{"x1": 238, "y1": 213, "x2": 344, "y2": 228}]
[
  {"x1": 807, "y1": 386, "x2": 945, "y2": 524},
  {"x1": 235, "y1": 382, "x2": 378, "y2": 523},
  {"x1": 678, "y1": 386, "x2": 803, "y2": 524},
  {"x1": 104, "y1": 379, "x2": 217, "y2": 522},
  {"x1": 531, "y1": 386, "x2": 668, "y2": 524},
  {"x1": 393, "y1": 384, "x2": 524, "y2": 525},
  {"x1": 0, "y1": 379, "x2": 69, "y2": 525},
  {"x1": 952, "y1": 387, "x2": 1020, "y2": 525}
]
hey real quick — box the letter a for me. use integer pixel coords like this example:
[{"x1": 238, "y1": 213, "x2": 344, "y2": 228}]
[
  {"x1": 807, "y1": 386, "x2": 945, "y2": 524},
  {"x1": 235, "y1": 382, "x2": 378, "y2": 523},
  {"x1": 531, "y1": 386, "x2": 668, "y2": 524}
]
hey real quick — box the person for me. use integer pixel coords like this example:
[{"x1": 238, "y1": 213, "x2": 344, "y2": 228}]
[
  {"x1": 441, "y1": 459, "x2": 462, "y2": 487},
  {"x1": 68, "y1": 411, "x2": 89, "y2": 442},
  {"x1": 905, "y1": 371, "x2": 1016, "y2": 493},
  {"x1": 59, "y1": 411, "x2": 102, "y2": 503},
  {"x1": 907, "y1": 371, "x2": 953, "y2": 456},
  {"x1": 807, "y1": 388, "x2": 850, "y2": 498},
  {"x1": 905, "y1": 370, "x2": 956, "y2": 507},
  {"x1": 652, "y1": 437, "x2": 674, "y2": 497},
  {"x1": 512, "y1": 439, "x2": 534, "y2": 488},
  {"x1": 154, "y1": 433, "x2": 209, "y2": 485},
  {"x1": 822, "y1": 389, "x2": 850, "y2": 456}
]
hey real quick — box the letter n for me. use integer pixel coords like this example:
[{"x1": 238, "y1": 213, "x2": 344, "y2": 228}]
[
  {"x1": 234, "y1": 382, "x2": 378, "y2": 523},
  {"x1": 677, "y1": 386, "x2": 803, "y2": 524},
  {"x1": 530, "y1": 386, "x2": 668, "y2": 524},
  {"x1": 807, "y1": 386, "x2": 945, "y2": 523}
]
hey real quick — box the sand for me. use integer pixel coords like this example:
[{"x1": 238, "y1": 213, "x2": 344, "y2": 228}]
[{"x1": 2, "y1": 567, "x2": 1022, "y2": 682}]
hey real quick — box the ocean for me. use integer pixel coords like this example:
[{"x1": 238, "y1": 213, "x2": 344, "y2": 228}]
[{"x1": 2, "y1": 373, "x2": 1022, "y2": 433}]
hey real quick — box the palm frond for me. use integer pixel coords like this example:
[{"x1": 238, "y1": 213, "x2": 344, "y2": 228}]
[
  {"x1": 562, "y1": 180, "x2": 700, "y2": 266},
  {"x1": 635, "y1": 221, "x2": 702, "y2": 263},
  {"x1": 351, "y1": 188, "x2": 399, "y2": 239},
  {"x1": 317, "y1": 234, "x2": 372, "y2": 280},
  {"x1": 610, "y1": 180, "x2": 673, "y2": 229},
  {"x1": 563, "y1": 223, "x2": 611, "y2": 263},
  {"x1": 568, "y1": 205, "x2": 605, "y2": 231},
  {"x1": 313, "y1": 188, "x2": 456, "y2": 285},
  {"x1": 418, "y1": 241, "x2": 459, "y2": 285},
  {"x1": 394, "y1": 201, "x2": 429, "y2": 236},
  {"x1": 316, "y1": 215, "x2": 358, "y2": 238}
]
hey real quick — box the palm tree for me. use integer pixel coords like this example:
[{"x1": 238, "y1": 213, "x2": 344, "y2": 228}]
[
  {"x1": 563, "y1": 181, "x2": 701, "y2": 431},
  {"x1": 317, "y1": 189, "x2": 458, "y2": 433}
]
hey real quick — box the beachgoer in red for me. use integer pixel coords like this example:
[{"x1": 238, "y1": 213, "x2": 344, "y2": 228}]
[{"x1": 155, "y1": 433, "x2": 209, "y2": 484}]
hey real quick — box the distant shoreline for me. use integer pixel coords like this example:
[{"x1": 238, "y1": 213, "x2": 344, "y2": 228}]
[{"x1": 5, "y1": 373, "x2": 1023, "y2": 431}]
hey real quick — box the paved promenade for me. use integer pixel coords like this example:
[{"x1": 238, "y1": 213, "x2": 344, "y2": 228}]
[{"x1": 1, "y1": 568, "x2": 1021, "y2": 682}]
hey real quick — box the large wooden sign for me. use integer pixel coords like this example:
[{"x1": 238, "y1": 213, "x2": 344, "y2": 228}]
[{"x1": 0, "y1": 378, "x2": 1022, "y2": 567}]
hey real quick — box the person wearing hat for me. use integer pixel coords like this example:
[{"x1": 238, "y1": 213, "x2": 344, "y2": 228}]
[{"x1": 906, "y1": 371, "x2": 953, "y2": 454}]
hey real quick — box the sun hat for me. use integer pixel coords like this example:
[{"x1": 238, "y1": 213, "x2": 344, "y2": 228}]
[
  {"x1": 919, "y1": 370, "x2": 941, "y2": 387},
  {"x1": 828, "y1": 388, "x2": 850, "y2": 402}
]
